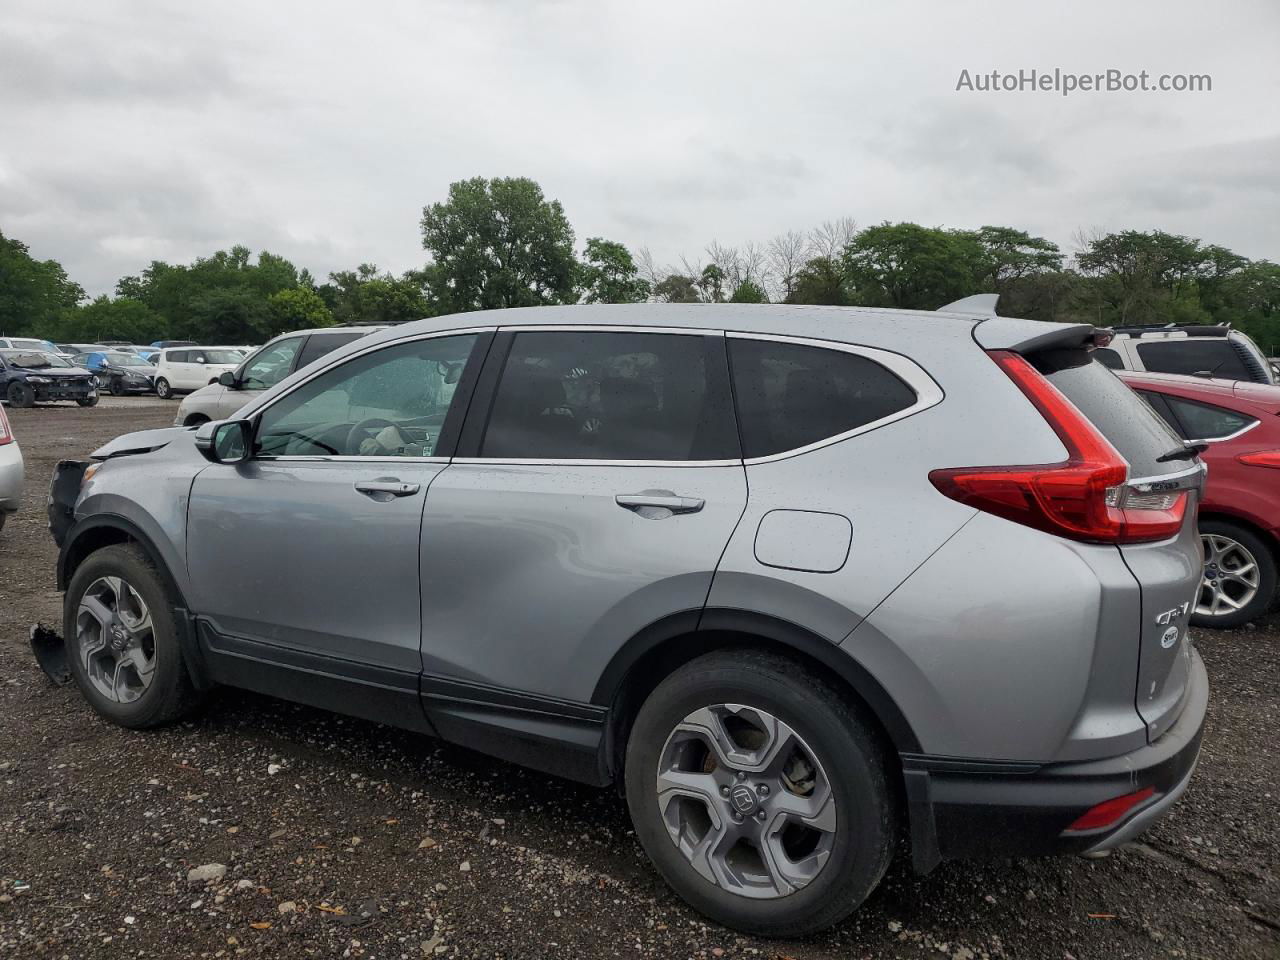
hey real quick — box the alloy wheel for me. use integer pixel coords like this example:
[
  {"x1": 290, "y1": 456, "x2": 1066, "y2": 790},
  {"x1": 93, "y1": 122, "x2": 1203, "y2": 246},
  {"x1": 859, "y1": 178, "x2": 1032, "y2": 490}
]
[
  {"x1": 656, "y1": 703, "x2": 836, "y2": 900},
  {"x1": 76, "y1": 576, "x2": 157, "y2": 703},
  {"x1": 1198, "y1": 533, "x2": 1260, "y2": 619}
]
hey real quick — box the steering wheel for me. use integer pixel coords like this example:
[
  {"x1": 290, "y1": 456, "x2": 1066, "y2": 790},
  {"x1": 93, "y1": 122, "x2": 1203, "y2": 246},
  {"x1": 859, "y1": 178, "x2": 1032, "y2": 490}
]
[{"x1": 347, "y1": 417, "x2": 407, "y2": 456}]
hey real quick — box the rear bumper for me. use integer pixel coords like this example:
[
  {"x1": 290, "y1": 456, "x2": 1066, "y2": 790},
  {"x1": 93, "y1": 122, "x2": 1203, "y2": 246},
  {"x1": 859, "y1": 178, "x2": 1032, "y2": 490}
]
[{"x1": 904, "y1": 646, "x2": 1208, "y2": 872}]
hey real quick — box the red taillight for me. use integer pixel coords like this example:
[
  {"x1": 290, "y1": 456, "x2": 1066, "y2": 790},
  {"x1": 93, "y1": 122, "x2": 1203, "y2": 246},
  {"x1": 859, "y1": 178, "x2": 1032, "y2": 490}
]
[
  {"x1": 1064, "y1": 787, "x2": 1155, "y2": 832},
  {"x1": 929, "y1": 351, "x2": 1187, "y2": 544},
  {"x1": 1237, "y1": 450, "x2": 1280, "y2": 469},
  {"x1": 0, "y1": 405, "x2": 12, "y2": 445}
]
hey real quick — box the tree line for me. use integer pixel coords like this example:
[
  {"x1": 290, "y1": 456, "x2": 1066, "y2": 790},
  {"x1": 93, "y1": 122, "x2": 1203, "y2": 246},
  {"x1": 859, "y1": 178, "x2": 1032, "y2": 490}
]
[{"x1": 2, "y1": 175, "x2": 1278, "y2": 352}]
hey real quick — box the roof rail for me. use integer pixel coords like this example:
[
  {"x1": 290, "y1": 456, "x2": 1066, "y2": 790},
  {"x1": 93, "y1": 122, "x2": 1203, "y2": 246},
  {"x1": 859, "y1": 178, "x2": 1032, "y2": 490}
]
[
  {"x1": 937, "y1": 294, "x2": 999, "y2": 316},
  {"x1": 1109, "y1": 323, "x2": 1232, "y2": 338}
]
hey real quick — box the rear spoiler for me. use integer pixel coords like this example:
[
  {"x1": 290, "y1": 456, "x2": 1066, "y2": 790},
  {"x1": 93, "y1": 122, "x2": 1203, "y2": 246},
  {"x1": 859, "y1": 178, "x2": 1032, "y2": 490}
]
[
  {"x1": 937, "y1": 294, "x2": 999, "y2": 317},
  {"x1": 972, "y1": 318, "x2": 1109, "y2": 355}
]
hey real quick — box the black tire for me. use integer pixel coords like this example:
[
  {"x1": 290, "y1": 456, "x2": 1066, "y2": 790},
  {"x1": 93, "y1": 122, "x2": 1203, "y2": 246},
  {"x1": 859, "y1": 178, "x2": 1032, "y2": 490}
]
[
  {"x1": 109, "y1": 377, "x2": 127, "y2": 396},
  {"x1": 0, "y1": 512, "x2": 7, "y2": 533},
  {"x1": 77, "y1": 394, "x2": 99, "y2": 408},
  {"x1": 6, "y1": 381, "x2": 34, "y2": 408},
  {"x1": 624, "y1": 650, "x2": 895, "y2": 937},
  {"x1": 155, "y1": 377, "x2": 172, "y2": 399},
  {"x1": 63, "y1": 544, "x2": 201, "y2": 728},
  {"x1": 1194, "y1": 519, "x2": 1277, "y2": 629}
]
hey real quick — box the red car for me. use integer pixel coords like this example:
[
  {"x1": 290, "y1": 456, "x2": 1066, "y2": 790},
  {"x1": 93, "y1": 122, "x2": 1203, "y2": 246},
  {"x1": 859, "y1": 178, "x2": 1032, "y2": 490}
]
[{"x1": 1118, "y1": 370, "x2": 1280, "y2": 627}]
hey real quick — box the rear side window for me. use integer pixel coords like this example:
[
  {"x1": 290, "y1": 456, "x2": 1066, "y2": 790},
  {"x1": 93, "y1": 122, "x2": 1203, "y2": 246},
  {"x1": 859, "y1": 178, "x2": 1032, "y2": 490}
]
[
  {"x1": 1163, "y1": 395, "x2": 1257, "y2": 441},
  {"x1": 728, "y1": 338, "x2": 918, "y2": 459},
  {"x1": 168, "y1": 350, "x2": 189, "y2": 363},
  {"x1": 297, "y1": 332, "x2": 367, "y2": 371},
  {"x1": 481, "y1": 331, "x2": 738, "y2": 461},
  {"x1": 1093, "y1": 347, "x2": 1125, "y2": 370},
  {"x1": 1136, "y1": 340, "x2": 1249, "y2": 381},
  {"x1": 1039, "y1": 353, "x2": 1184, "y2": 477}
]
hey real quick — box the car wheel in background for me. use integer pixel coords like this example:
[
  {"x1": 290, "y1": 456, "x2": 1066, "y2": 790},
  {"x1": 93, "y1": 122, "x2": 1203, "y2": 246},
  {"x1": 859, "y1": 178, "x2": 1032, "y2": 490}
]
[
  {"x1": 109, "y1": 377, "x2": 127, "y2": 396},
  {"x1": 6, "y1": 381, "x2": 34, "y2": 408},
  {"x1": 155, "y1": 377, "x2": 173, "y2": 399},
  {"x1": 1195, "y1": 519, "x2": 1277, "y2": 628},
  {"x1": 624, "y1": 650, "x2": 895, "y2": 937},
  {"x1": 64, "y1": 544, "x2": 202, "y2": 728},
  {"x1": 183, "y1": 414, "x2": 210, "y2": 427},
  {"x1": 77, "y1": 395, "x2": 99, "y2": 407}
]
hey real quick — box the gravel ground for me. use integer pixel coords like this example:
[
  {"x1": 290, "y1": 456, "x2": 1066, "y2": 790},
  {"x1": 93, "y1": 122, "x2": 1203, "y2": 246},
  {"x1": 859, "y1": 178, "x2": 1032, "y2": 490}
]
[{"x1": 1, "y1": 399, "x2": 1277, "y2": 960}]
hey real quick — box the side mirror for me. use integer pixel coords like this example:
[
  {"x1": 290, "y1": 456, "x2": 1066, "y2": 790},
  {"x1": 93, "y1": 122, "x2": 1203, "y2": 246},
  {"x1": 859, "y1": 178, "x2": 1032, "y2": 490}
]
[
  {"x1": 195, "y1": 419, "x2": 253, "y2": 464},
  {"x1": 218, "y1": 371, "x2": 238, "y2": 388}
]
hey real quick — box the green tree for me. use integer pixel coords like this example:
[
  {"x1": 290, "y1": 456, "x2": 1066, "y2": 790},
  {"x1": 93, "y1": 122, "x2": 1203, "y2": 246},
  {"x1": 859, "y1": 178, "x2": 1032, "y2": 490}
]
[
  {"x1": 420, "y1": 177, "x2": 577, "y2": 312},
  {"x1": 267, "y1": 287, "x2": 333, "y2": 336},
  {"x1": 578, "y1": 238, "x2": 651, "y2": 304},
  {"x1": 729, "y1": 278, "x2": 768, "y2": 303},
  {"x1": 55, "y1": 296, "x2": 167, "y2": 343},
  {"x1": 841, "y1": 223, "x2": 987, "y2": 309},
  {"x1": 972, "y1": 226, "x2": 1064, "y2": 290},
  {"x1": 653, "y1": 274, "x2": 700, "y2": 303},
  {"x1": 0, "y1": 230, "x2": 85, "y2": 335},
  {"x1": 788, "y1": 256, "x2": 849, "y2": 305},
  {"x1": 319, "y1": 264, "x2": 433, "y2": 325}
]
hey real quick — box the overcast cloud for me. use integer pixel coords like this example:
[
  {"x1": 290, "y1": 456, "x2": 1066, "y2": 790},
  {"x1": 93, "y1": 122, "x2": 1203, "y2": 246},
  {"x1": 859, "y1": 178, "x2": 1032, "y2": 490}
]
[{"x1": 2, "y1": 0, "x2": 1277, "y2": 295}]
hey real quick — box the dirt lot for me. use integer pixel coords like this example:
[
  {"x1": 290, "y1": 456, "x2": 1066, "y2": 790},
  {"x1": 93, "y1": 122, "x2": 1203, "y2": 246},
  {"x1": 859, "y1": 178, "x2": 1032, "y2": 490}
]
[{"x1": 0, "y1": 399, "x2": 1277, "y2": 960}]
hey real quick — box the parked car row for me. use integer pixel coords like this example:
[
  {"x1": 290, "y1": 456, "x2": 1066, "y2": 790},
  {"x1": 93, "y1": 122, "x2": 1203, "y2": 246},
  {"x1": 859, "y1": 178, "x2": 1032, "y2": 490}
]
[{"x1": 46, "y1": 302, "x2": 1212, "y2": 937}]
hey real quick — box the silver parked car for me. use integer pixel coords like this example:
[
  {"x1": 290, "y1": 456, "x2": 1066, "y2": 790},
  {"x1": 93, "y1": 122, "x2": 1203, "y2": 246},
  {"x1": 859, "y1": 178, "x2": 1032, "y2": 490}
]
[
  {"x1": 0, "y1": 403, "x2": 22, "y2": 532},
  {"x1": 47, "y1": 304, "x2": 1208, "y2": 936},
  {"x1": 172, "y1": 326, "x2": 388, "y2": 425}
]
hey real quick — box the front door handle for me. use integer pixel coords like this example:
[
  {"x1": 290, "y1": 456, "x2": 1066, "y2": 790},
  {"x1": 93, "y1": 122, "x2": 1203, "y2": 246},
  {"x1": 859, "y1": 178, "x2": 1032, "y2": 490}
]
[
  {"x1": 354, "y1": 479, "x2": 421, "y2": 499},
  {"x1": 615, "y1": 493, "x2": 705, "y2": 516}
]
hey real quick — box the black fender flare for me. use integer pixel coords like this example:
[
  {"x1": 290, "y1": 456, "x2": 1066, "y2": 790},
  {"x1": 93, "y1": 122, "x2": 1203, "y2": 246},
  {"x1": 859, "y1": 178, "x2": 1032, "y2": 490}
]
[{"x1": 591, "y1": 607, "x2": 922, "y2": 755}]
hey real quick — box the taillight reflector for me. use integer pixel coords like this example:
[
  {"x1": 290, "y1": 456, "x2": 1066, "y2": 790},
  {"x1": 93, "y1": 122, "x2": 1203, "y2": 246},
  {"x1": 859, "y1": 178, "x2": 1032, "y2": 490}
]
[
  {"x1": 929, "y1": 352, "x2": 1187, "y2": 544},
  {"x1": 1237, "y1": 450, "x2": 1280, "y2": 469},
  {"x1": 1065, "y1": 787, "x2": 1156, "y2": 833},
  {"x1": 0, "y1": 405, "x2": 12, "y2": 445}
]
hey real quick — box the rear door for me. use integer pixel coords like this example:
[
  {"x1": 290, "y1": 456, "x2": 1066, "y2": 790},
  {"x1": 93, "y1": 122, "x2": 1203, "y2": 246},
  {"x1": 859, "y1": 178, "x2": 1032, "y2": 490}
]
[
  {"x1": 417, "y1": 327, "x2": 747, "y2": 702},
  {"x1": 1044, "y1": 358, "x2": 1205, "y2": 740}
]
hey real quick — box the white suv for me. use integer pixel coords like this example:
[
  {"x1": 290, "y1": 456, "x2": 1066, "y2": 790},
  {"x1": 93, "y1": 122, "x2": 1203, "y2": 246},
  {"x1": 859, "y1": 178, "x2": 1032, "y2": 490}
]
[
  {"x1": 173, "y1": 326, "x2": 387, "y2": 425},
  {"x1": 154, "y1": 347, "x2": 245, "y2": 399},
  {"x1": 1095, "y1": 324, "x2": 1277, "y2": 384}
]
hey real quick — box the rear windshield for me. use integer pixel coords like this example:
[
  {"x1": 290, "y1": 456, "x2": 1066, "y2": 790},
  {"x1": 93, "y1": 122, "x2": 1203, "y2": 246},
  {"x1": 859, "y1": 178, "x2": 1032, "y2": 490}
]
[
  {"x1": 1036, "y1": 349, "x2": 1186, "y2": 478},
  {"x1": 1136, "y1": 339, "x2": 1251, "y2": 381}
]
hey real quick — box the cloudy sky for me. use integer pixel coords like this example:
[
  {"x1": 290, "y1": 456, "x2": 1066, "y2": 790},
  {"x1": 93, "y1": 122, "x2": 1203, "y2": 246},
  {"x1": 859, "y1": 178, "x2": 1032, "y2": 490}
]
[{"x1": 2, "y1": 0, "x2": 1276, "y2": 296}]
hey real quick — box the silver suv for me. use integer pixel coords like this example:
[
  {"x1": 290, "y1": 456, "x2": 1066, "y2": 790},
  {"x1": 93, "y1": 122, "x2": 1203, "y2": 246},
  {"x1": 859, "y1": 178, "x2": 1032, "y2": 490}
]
[{"x1": 47, "y1": 304, "x2": 1208, "y2": 936}]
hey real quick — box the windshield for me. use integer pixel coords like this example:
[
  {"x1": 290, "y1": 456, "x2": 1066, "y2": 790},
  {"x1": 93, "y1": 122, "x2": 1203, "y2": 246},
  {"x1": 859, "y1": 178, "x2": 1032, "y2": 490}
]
[
  {"x1": 104, "y1": 351, "x2": 150, "y2": 367},
  {"x1": 2, "y1": 350, "x2": 72, "y2": 369},
  {"x1": 10, "y1": 338, "x2": 54, "y2": 351}
]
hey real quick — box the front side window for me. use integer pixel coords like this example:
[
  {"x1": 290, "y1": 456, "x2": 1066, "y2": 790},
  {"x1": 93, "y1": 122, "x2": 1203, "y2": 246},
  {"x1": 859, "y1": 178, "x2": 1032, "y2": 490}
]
[
  {"x1": 728, "y1": 338, "x2": 919, "y2": 459},
  {"x1": 480, "y1": 330, "x2": 738, "y2": 461},
  {"x1": 296, "y1": 332, "x2": 367, "y2": 370},
  {"x1": 240, "y1": 338, "x2": 303, "y2": 389},
  {"x1": 1164, "y1": 395, "x2": 1257, "y2": 441},
  {"x1": 255, "y1": 334, "x2": 477, "y2": 458}
]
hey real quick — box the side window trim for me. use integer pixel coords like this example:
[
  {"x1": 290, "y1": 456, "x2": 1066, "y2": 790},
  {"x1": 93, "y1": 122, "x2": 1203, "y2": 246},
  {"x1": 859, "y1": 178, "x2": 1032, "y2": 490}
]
[
  {"x1": 1163, "y1": 394, "x2": 1261, "y2": 444},
  {"x1": 454, "y1": 325, "x2": 741, "y2": 467},
  {"x1": 243, "y1": 327, "x2": 497, "y2": 462},
  {"x1": 726, "y1": 331, "x2": 945, "y2": 465}
]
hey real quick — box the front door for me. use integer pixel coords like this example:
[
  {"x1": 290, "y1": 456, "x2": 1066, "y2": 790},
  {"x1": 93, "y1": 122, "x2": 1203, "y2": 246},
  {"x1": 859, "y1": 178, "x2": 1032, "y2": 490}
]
[
  {"x1": 418, "y1": 328, "x2": 748, "y2": 703},
  {"x1": 186, "y1": 331, "x2": 486, "y2": 673}
]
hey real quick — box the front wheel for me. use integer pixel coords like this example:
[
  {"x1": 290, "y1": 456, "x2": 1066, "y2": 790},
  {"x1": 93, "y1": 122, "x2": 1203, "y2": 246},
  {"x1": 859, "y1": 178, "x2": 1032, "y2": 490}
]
[
  {"x1": 155, "y1": 377, "x2": 172, "y2": 399},
  {"x1": 6, "y1": 381, "x2": 34, "y2": 408},
  {"x1": 624, "y1": 651, "x2": 895, "y2": 937},
  {"x1": 77, "y1": 394, "x2": 99, "y2": 407},
  {"x1": 109, "y1": 377, "x2": 127, "y2": 396},
  {"x1": 1194, "y1": 519, "x2": 1277, "y2": 628},
  {"x1": 64, "y1": 544, "x2": 201, "y2": 728}
]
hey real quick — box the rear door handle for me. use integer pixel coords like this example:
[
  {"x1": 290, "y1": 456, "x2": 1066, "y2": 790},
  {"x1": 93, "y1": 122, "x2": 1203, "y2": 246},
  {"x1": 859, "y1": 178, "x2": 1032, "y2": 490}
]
[
  {"x1": 615, "y1": 493, "x2": 705, "y2": 515},
  {"x1": 354, "y1": 479, "x2": 421, "y2": 498}
]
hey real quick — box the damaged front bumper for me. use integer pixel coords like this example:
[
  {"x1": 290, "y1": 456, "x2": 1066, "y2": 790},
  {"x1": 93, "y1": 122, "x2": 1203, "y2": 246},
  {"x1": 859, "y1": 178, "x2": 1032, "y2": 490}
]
[{"x1": 47, "y1": 459, "x2": 90, "y2": 547}]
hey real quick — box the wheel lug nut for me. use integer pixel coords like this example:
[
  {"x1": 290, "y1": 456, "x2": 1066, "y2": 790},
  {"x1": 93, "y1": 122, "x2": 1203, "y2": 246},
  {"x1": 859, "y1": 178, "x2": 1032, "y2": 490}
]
[
  {"x1": 719, "y1": 786, "x2": 730, "y2": 797},
  {"x1": 758, "y1": 784, "x2": 770, "y2": 797},
  {"x1": 756, "y1": 811, "x2": 766, "y2": 822},
  {"x1": 731, "y1": 811, "x2": 743, "y2": 822},
  {"x1": 736, "y1": 771, "x2": 746, "y2": 781}
]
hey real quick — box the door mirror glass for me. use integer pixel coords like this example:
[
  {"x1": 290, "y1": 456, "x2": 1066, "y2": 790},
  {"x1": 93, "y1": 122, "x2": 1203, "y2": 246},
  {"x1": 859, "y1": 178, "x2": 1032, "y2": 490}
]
[
  {"x1": 218, "y1": 371, "x2": 237, "y2": 388},
  {"x1": 195, "y1": 419, "x2": 253, "y2": 464}
]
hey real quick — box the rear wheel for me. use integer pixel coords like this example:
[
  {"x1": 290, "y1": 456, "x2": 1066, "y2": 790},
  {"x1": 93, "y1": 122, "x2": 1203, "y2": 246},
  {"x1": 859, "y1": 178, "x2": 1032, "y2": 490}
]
[
  {"x1": 64, "y1": 544, "x2": 201, "y2": 728},
  {"x1": 624, "y1": 651, "x2": 895, "y2": 937},
  {"x1": 109, "y1": 377, "x2": 127, "y2": 396},
  {"x1": 1194, "y1": 519, "x2": 1277, "y2": 628},
  {"x1": 6, "y1": 381, "x2": 34, "y2": 408},
  {"x1": 155, "y1": 378, "x2": 173, "y2": 399}
]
